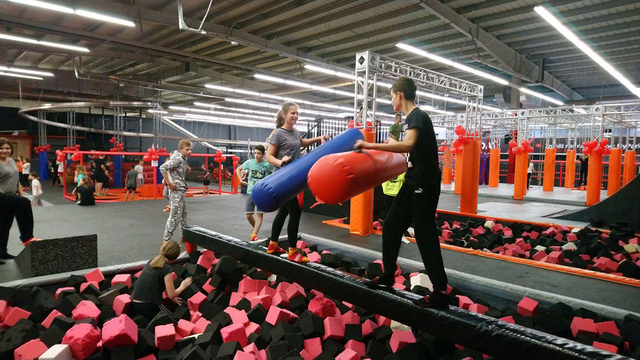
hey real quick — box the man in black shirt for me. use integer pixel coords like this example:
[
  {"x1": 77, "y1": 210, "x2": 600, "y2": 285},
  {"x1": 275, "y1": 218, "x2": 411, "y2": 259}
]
[{"x1": 355, "y1": 76, "x2": 448, "y2": 309}]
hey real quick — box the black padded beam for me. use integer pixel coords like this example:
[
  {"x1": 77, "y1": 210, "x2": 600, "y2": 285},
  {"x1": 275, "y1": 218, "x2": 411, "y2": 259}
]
[{"x1": 183, "y1": 225, "x2": 630, "y2": 360}]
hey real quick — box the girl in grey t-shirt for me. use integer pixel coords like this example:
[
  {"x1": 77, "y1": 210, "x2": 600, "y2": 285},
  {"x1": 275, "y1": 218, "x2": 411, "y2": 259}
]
[{"x1": 264, "y1": 102, "x2": 328, "y2": 263}]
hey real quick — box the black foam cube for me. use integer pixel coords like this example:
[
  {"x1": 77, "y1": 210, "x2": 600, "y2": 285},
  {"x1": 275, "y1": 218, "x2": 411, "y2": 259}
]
[
  {"x1": 40, "y1": 324, "x2": 66, "y2": 347},
  {"x1": 265, "y1": 340, "x2": 288, "y2": 360},
  {"x1": 322, "y1": 338, "x2": 344, "y2": 356},
  {"x1": 110, "y1": 345, "x2": 135, "y2": 360},
  {"x1": 247, "y1": 304, "x2": 267, "y2": 325},
  {"x1": 216, "y1": 341, "x2": 242, "y2": 358},
  {"x1": 344, "y1": 323, "x2": 363, "y2": 342},
  {"x1": 136, "y1": 328, "x2": 155, "y2": 357}
]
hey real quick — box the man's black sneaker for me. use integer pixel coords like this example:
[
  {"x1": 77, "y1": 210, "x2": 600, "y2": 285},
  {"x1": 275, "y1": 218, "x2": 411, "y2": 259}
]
[{"x1": 412, "y1": 291, "x2": 449, "y2": 309}]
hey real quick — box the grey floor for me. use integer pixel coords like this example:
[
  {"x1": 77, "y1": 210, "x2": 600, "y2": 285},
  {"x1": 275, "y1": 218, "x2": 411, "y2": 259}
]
[{"x1": 1, "y1": 184, "x2": 638, "y2": 314}]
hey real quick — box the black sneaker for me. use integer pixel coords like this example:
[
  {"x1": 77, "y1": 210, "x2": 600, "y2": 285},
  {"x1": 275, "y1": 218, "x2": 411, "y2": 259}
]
[
  {"x1": 363, "y1": 274, "x2": 394, "y2": 288},
  {"x1": 412, "y1": 291, "x2": 449, "y2": 309},
  {"x1": 0, "y1": 253, "x2": 16, "y2": 260}
]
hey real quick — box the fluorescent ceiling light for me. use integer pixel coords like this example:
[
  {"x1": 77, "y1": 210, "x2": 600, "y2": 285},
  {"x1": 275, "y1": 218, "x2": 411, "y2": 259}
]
[
  {"x1": 254, "y1": 74, "x2": 353, "y2": 97},
  {"x1": 419, "y1": 106, "x2": 455, "y2": 116},
  {"x1": 205, "y1": 83, "x2": 352, "y2": 111},
  {"x1": 0, "y1": 71, "x2": 43, "y2": 80},
  {"x1": 171, "y1": 114, "x2": 306, "y2": 129},
  {"x1": 396, "y1": 43, "x2": 509, "y2": 85},
  {"x1": 227, "y1": 149, "x2": 248, "y2": 153},
  {"x1": 396, "y1": 42, "x2": 565, "y2": 106},
  {"x1": 534, "y1": 6, "x2": 640, "y2": 99},
  {"x1": 304, "y1": 64, "x2": 358, "y2": 80},
  {"x1": 8, "y1": 0, "x2": 135, "y2": 27},
  {"x1": 0, "y1": 32, "x2": 90, "y2": 52},
  {"x1": 519, "y1": 87, "x2": 564, "y2": 106},
  {"x1": 170, "y1": 105, "x2": 313, "y2": 123},
  {"x1": 147, "y1": 109, "x2": 168, "y2": 114},
  {"x1": 0, "y1": 65, "x2": 53, "y2": 77},
  {"x1": 192, "y1": 102, "x2": 316, "y2": 120}
]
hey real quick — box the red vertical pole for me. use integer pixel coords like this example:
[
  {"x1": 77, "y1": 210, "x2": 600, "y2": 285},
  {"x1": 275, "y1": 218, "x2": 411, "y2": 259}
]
[{"x1": 218, "y1": 163, "x2": 222, "y2": 195}]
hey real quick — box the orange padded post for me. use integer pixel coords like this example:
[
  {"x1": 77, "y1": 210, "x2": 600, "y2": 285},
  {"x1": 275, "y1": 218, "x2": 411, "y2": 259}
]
[
  {"x1": 349, "y1": 130, "x2": 375, "y2": 236},
  {"x1": 565, "y1": 150, "x2": 576, "y2": 188},
  {"x1": 607, "y1": 148, "x2": 622, "y2": 196},
  {"x1": 586, "y1": 152, "x2": 603, "y2": 206},
  {"x1": 542, "y1": 148, "x2": 556, "y2": 191},
  {"x1": 454, "y1": 153, "x2": 463, "y2": 195},
  {"x1": 623, "y1": 150, "x2": 636, "y2": 187},
  {"x1": 442, "y1": 164, "x2": 452, "y2": 184},
  {"x1": 513, "y1": 152, "x2": 528, "y2": 200},
  {"x1": 460, "y1": 139, "x2": 481, "y2": 214},
  {"x1": 488, "y1": 147, "x2": 500, "y2": 187}
]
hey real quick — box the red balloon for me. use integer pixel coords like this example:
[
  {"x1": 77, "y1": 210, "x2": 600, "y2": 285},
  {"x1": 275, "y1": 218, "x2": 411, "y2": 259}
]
[
  {"x1": 55, "y1": 150, "x2": 62, "y2": 155},
  {"x1": 521, "y1": 140, "x2": 530, "y2": 148},
  {"x1": 454, "y1": 125, "x2": 465, "y2": 136},
  {"x1": 143, "y1": 155, "x2": 151, "y2": 162},
  {"x1": 151, "y1": 154, "x2": 159, "y2": 161},
  {"x1": 583, "y1": 147, "x2": 591, "y2": 155},
  {"x1": 600, "y1": 139, "x2": 609, "y2": 146},
  {"x1": 603, "y1": 148, "x2": 611, "y2": 155},
  {"x1": 216, "y1": 150, "x2": 222, "y2": 156},
  {"x1": 589, "y1": 140, "x2": 597, "y2": 148},
  {"x1": 527, "y1": 146, "x2": 534, "y2": 153},
  {"x1": 509, "y1": 140, "x2": 517, "y2": 148},
  {"x1": 512, "y1": 147, "x2": 522, "y2": 154},
  {"x1": 109, "y1": 138, "x2": 115, "y2": 144}
]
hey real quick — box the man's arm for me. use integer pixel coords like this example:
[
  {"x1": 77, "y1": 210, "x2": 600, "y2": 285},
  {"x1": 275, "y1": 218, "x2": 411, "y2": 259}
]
[
  {"x1": 235, "y1": 165, "x2": 248, "y2": 186},
  {"x1": 355, "y1": 128, "x2": 418, "y2": 153}
]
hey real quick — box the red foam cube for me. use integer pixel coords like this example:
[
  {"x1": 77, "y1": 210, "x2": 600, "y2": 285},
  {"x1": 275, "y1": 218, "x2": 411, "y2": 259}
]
[
  {"x1": 308, "y1": 296, "x2": 338, "y2": 318},
  {"x1": 202, "y1": 278, "x2": 216, "y2": 294},
  {"x1": 176, "y1": 319, "x2": 195, "y2": 337},
  {"x1": 225, "y1": 307, "x2": 250, "y2": 326},
  {"x1": 323, "y1": 317, "x2": 345, "y2": 341},
  {"x1": 389, "y1": 329, "x2": 417, "y2": 353},
  {"x1": 244, "y1": 322, "x2": 261, "y2": 337},
  {"x1": 441, "y1": 229, "x2": 452, "y2": 239},
  {"x1": 500, "y1": 316, "x2": 515, "y2": 324},
  {"x1": 596, "y1": 321, "x2": 620, "y2": 337},
  {"x1": 570, "y1": 317, "x2": 599, "y2": 338},
  {"x1": 79, "y1": 282, "x2": 100, "y2": 294},
  {"x1": 362, "y1": 319, "x2": 379, "y2": 338},
  {"x1": 592, "y1": 341, "x2": 618, "y2": 354},
  {"x1": 14, "y1": 338, "x2": 48, "y2": 360},
  {"x1": 155, "y1": 324, "x2": 176, "y2": 350},
  {"x1": 284, "y1": 282, "x2": 306, "y2": 300},
  {"x1": 187, "y1": 291, "x2": 207, "y2": 312},
  {"x1": 192, "y1": 317, "x2": 211, "y2": 334},
  {"x1": 341, "y1": 310, "x2": 360, "y2": 325},
  {"x1": 62, "y1": 323, "x2": 101, "y2": 360},
  {"x1": 138, "y1": 355, "x2": 157, "y2": 360},
  {"x1": 233, "y1": 351, "x2": 257, "y2": 360},
  {"x1": 102, "y1": 314, "x2": 138, "y2": 350},
  {"x1": 197, "y1": 255, "x2": 213, "y2": 269},
  {"x1": 110, "y1": 274, "x2": 132, "y2": 289},
  {"x1": 468, "y1": 303, "x2": 489, "y2": 315},
  {"x1": 84, "y1": 268, "x2": 105, "y2": 283},
  {"x1": 113, "y1": 294, "x2": 132, "y2": 316},
  {"x1": 517, "y1": 297, "x2": 539, "y2": 317},
  {"x1": 42, "y1": 309, "x2": 65, "y2": 329},
  {"x1": 221, "y1": 323, "x2": 248, "y2": 347},
  {"x1": 303, "y1": 337, "x2": 323, "y2": 359},
  {"x1": 3, "y1": 306, "x2": 32, "y2": 327}
]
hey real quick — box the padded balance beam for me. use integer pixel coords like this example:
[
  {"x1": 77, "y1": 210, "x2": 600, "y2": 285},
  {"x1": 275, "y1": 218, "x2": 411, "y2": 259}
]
[{"x1": 183, "y1": 225, "x2": 627, "y2": 360}]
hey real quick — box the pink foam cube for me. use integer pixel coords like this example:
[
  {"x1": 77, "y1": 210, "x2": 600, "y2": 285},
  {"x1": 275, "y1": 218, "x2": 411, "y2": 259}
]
[
  {"x1": 345, "y1": 340, "x2": 365, "y2": 358},
  {"x1": 336, "y1": 348, "x2": 359, "y2": 360},
  {"x1": 14, "y1": 338, "x2": 48, "y2": 360},
  {"x1": 42, "y1": 309, "x2": 65, "y2": 329},
  {"x1": 79, "y1": 282, "x2": 100, "y2": 294},
  {"x1": 389, "y1": 329, "x2": 417, "y2": 353},
  {"x1": 62, "y1": 323, "x2": 101, "y2": 360},
  {"x1": 138, "y1": 355, "x2": 157, "y2": 360},
  {"x1": 221, "y1": 323, "x2": 248, "y2": 347},
  {"x1": 55, "y1": 287, "x2": 75, "y2": 301},
  {"x1": 197, "y1": 255, "x2": 213, "y2": 269},
  {"x1": 244, "y1": 322, "x2": 261, "y2": 336},
  {"x1": 546, "y1": 251, "x2": 564, "y2": 265},
  {"x1": 3, "y1": 306, "x2": 32, "y2": 327},
  {"x1": 500, "y1": 316, "x2": 515, "y2": 324},
  {"x1": 517, "y1": 297, "x2": 539, "y2": 317},
  {"x1": 250, "y1": 294, "x2": 272, "y2": 310},
  {"x1": 84, "y1": 268, "x2": 105, "y2": 283},
  {"x1": 285, "y1": 282, "x2": 306, "y2": 300},
  {"x1": 456, "y1": 295, "x2": 474, "y2": 310},
  {"x1": 192, "y1": 317, "x2": 211, "y2": 334},
  {"x1": 265, "y1": 307, "x2": 298, "y2": 326},
  {"x1": 441, "y1": 229, "x2": 452, "y2": 239},
  {"x1": 296, "y1": 240, "x2": 308, "y2": 249},
  {"x1": 341, "y1": 310, "x2": 360, "y2": 325},
  {"x1": 323, "y1": 317, "x2": 345, "y2": 341},
  {"x1": 308, "y1": 296, "x2": 338, "y2": 318},
  {"x1": 225, "y1": 307, "x2": 250, "y2": 326},
  {"x1": 233, "y1": 351, "x2": 257, "y2": 360},
  {"x1": 187, "y1": 291, "x2": 207, "y2": 312},
  {"x1": 113, "y1": 294, "x2": 132, "y2": 316},
  {"x1": 376, "y1": 314, "x2": 391, "y2": 327},
  {"x1": 176, "y1": 319, "x2": 195, "y2": 337},
  {"x1": 468, "y1": 303, "x2": 489, "y2": 315},
  {"x1": 303, "y1": 337, "x2": 323, "y2": 359},
  {"x1": 102, "y1": 314, "x2": 138, "y2": 350},
  {"x1": 110, "y1": 274, "x2": 132, "y2": 289},
  {"x1": 595, "y1": 321, "x2": 620, "y2": 337},
  {"x1": 202, "y1": 278, "x2": 216, "y2": 294},
  {"x1": 529, "y1": 231, "x2": 539, "y2": 240},
  {"x1": 362, "y1": 319, "x2": 379, "y2": 338},
  {"x1": 307, "y1": 252, "x2": 321, "y2": 263},
  {"x1": 155, "y1": 324, "x2": 176, "y2": 351},
  {"x1": 272, "y1": 292, "x2": 289, "y2": 308}
]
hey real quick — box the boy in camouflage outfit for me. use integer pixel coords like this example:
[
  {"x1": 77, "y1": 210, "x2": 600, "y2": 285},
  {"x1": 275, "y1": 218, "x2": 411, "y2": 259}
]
[{"x1": 160, "y1": 140, "x2": 192, "y2": 242}]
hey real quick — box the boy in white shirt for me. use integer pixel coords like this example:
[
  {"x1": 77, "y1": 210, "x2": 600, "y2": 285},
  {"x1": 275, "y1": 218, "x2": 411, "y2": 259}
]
[
  {"x1": 135, "y1": 159, "x2": 145, "y2": 188},
  {"x1": 29, "y1": 172, "x2": 43, "y2": 206}
]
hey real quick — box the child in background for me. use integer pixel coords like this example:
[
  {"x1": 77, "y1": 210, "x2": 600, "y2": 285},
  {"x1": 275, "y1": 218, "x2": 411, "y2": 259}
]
[
  {"x1": 75, "y1": 177, "x2": 95, "y2": 206},
  {"x1": 202, "y1": 165, "x2": 211, "y2": 195},
  {"x1": 29, "y1": 172, "x2": 42, "y2": 207},
  {"x1": 125, "y1": 164, "x2": 138, "y2": 201},
  {"x1": 21, "y1": 158, "x2": 31, "y2": 191},
  {"x1": 135, "y1": 159, "x2": 145, "y2": 188}
]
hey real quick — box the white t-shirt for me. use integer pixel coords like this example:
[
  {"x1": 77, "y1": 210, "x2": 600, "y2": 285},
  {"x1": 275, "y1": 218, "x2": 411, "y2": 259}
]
[
  {"x1": 32, "y1": 179, "x2": 43, "y2": 196},
  {"x1": 134, "y1": 164, "x2": 144, "y2": 179},
  {"x1": 22, "y1": 162, "x2": 31, "y2": 175},
  {"x1": 57, "y1": 161, "x2": 64, "y2": 172},
  {"x1": 528, "y1": 162, "x2": 534, "y2": 174}
]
